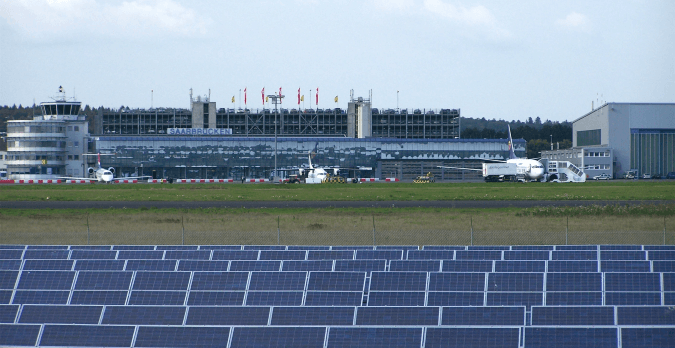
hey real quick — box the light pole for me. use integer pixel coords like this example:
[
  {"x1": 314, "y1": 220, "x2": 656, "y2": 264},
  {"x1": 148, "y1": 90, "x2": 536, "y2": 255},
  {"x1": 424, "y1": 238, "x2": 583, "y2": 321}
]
[
  {"x1": 397, "y1": 91, "x2": 399, "y2": 112},
  {"x1": 550, "y1": 134, "x2": 553, "y2": 151},
  {"x1": 267, "y1": 93, "x2": 284, "y2": 182}
]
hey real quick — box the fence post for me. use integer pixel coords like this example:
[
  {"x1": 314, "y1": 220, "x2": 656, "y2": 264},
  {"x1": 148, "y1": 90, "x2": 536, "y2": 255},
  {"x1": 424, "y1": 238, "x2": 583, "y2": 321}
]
[
  {"x1": 277, "y1": 216, "x2": 280, "y2": 245},
  {"x1": 372, "y1": 215, "x2": 376, "y2": 246},
  {"x1": 566, "y1": 216, "x2": 569, "y2": 245},
  {"x1": 181, "y1": 216, "x2": 185, "y2": 246},
  {"x1": 470, "y1": 216, "x2": 473, "y2": 246},
  {"x1": 86, "y1": 213, "x2": 90, "y2": 245}
]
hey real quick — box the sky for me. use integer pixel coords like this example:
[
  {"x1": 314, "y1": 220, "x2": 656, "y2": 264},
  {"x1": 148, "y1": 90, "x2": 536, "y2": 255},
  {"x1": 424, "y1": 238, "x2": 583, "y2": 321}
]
[{"x1": 1, "y1": 0, "x2": 673, "y2": 123}]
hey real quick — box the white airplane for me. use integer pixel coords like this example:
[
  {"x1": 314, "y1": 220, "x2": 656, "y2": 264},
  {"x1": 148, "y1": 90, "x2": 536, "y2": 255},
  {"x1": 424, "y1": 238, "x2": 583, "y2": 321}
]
[
  {"x1": 298, "y1": 152, "x2": 338, "y2": 184},
  {"x1": 61, "y1": 153, "x2": 150, "y2": 183},
  {"x1": 440, "y1": 125, "x2": 546, "y2": 181}
]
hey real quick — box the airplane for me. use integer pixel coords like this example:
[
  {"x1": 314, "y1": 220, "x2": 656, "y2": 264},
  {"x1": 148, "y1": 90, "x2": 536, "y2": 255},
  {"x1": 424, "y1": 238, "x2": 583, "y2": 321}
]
[
  {"x1": 60, "y1": 153, "x2": 150, "y2": 183},
  {"x1": 439, "y1": 125, "x2": 546, "y2": 181}
]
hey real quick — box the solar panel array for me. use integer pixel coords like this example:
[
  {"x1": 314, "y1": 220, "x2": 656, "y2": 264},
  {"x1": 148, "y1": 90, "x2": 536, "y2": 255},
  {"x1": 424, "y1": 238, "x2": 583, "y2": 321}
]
[{"x1": 1, "y1": 244, "x2": 674, "y2": 347}]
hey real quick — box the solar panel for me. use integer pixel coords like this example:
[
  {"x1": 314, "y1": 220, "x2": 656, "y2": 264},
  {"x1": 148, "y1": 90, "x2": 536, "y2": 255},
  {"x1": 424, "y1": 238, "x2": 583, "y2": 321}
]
[
  {"x1": 304, "y1": 292, "x2": 363, "y2": 306},
  {"x1": 187, "y1": 291, "x2": 245, "y2": 306},
  {"x1": 327, "y1": 327, "x2": 422, "y2": 348},
  {"x1": 190, "y1": 271, "x2": 248, "y2": 291},
  {"x1": 468, "y1": 246, "x2": 510, "y2": 250},
  {"x1": 243, "y1": 245, "x2": 286, "y2": 250},
  {"x1": 26, "y1": 245, "x2": 68, "y2": 249},
  {"x1": 18, "y1": 305, "x2": 102, "y2": 324},
  {"x1": 117, "y1": 250, "x2": 164, "y2": 259},
  {"x1": 664, "y1": 292, "x2": 675, "y2": 305},
  {"x1": 653, "y1": 261, "x2": 675, "y2": 272},
  {"x1": 555, "y1": 245, "x2": 598, "y2": 250},
  {"x1": 367, "y1": 291, "x2": 425, "y2": 306},
  {"x1": 70, "y1": 250, "x2": 117, "y2": 259},
  {"x1": 245, "y1": 291, "x2": 303, "y2": 306},
  {"x1": 229, "y1": 260, "x2": 280, "y2": 271},
  {"x1": 664, "y1": 273, "x2": 675, "y2": 291},
  {"x1": 40, "y1": 324, "x2": 135, "y2": 347},
  {"x1": 156, "y1": 245, "x2": 198, "y2": 250},
  {"x1": 376, "y1": 246, "x2": 419, "y2": 250},
  {"x1": 504, "y1": 251, "x2": 550, "y2": 260},
  {"x1": 356, "y1": 250, "x2": 403, "y2": 260},
  {"x1": 545, "y1": 292, "x2": 602, "y2": 306},
  {"x1": 644, "y1": 246, "x2": 675, "y2": 250},
  {"x1": 113, "y1": 245, "x2": 156, "y2": 250},
  {"x1": 12, "y1": 290, "x2": 69, "y2": 304},
  {"x1": 308, "y1": 272, "x2": 365, "y2": 292},
  {"x1": 248, "y1": 272, "x2": 307, "y2": 291},
  {"x1": 487, "y1": 273, "x2": 544, "y2": 292},
  {"x1": 74, "y1": 260, "x2": 125, "y2": 271},
  {"x1": 127, "y1": 291, "x2": 187, "y2": 305},
  {"x1": 0, "y1": 305, "x2": 18, "y2": 323},
  {"x1": 287, "y1": 245, "x2": 331, "y2": 250},
  {"x1": 441, "y1": 306, "x2": 524, "y2": 326},
  {"x1": 648, "y1": 251, "x2": 675, "y2": 260},
  {"x1": 101, "y1": 305, "x2": 186, "y2": 325},
  {"x1": 600, "y1": 251, "x2": 646, "y2": 260},
  {"x1": 125, "y1": 260, "x2": 177, "y2": 271},
  {"x1": 134, "y1": 326, "x2": 231, "y2": 348},
  {"x1": 70, "y1": 290, "x2": 128, "y2": 305},
  {"x1": 486, "y1": 293, "x2": 543, "y2": 309},
  {"x1": 513, "y1": 246, "x2": 554, "y2": 250},
  {"x1": 186, "y1": 306, "x2": 269, "y2": 325},
  {"x1": 551, "y1": 250, "x2": 597, "y2": 260},
  {"x1": 605, "y1": 292, "x2": 661, "y2": 305},
  {"x1": 231, "y1": 327, "x2": 325, "y2": 348},
  {"x1": 524, "y1": 327, "x2": 618, "y2": 348},
  {"x1": 370, "y1": 272, "x2": 427, "y2": 291},
  {"x1": 198, "y1": 245, "x2": 243, "y2": 250},
  {"x1": 177, "y1": 260, "x2": 229, "y2": 271},
  {"x1": 259, "y1": 250, "x2": 307, "y2": 260},
  {"x1": 605, "y1": 273, "x2": 660, "y2": 291},
  {"x1": 334, "y1": 260, "x2": 386, "y2": 273},
  {"x1": 23, "y1": 250, "x2": 69, "y2": 259},
  {"x1": 429, "y1": 273, "x2": 485, "y2": 292},
  {"x1": 407, "y1": 250, "x2": 455, "y2": 260},
  {"x1": 0, "y1": 291, "x2": 10, "y2": 304},
  {"x1": 332, "y1": 246, "x2": 374, "y2": 250},
  {"x1": 357, "y1": 306, "x2": 439, "y2": 325},
  {"x1": 22, "y1": 259, "x2": 73, "y2": 270},
  {"x1": 531, "y1": 306, "x2": 614, "y2": 325},
  {"x1": 547, "y1": 261, "x2": 598, "y2": 272},
  {"x1": 0, "y1": 245, "x2": 25, "y2": 249},
  {"x1": 0, "y1": 324, "x2": 40, "y2": 346},
  {"x1": 442, "y1": 260, "x2": 493, "y2": 272},
  {"x1": 425, "y1": 328, "x2": 521, "y2": 348},
  {"x1": 390, "y1": 260, "x2": 441, "y2": 272},
  {"x1": 69, "y1": 245, "x2": 112, "y2": 250},
  {"x1": 307, "y1": 250, "x2": 355, "y2": 260},
  {"x1": 0, "y1": 260, "x2": 21, "y2": 270},
  {"x1": 17, "y1": 270, "x2": 75, "y2": 290},
  {"x1": 601, "y1": 245, "x2": 641, "y2": 250},
  {"x1": 426, "y1": 290, "x2": 483, "y2": 306},
  {"x1": 132, "y1": 271, "x2": 189, "y2": 291},
  {"x1": 0, "y1": 250, "x2": 23, "y2": 259},
  {"x1": 282, "y1": 260, "x2": 333, "y2": 272},
  {"x1": 617, "y1": 306, "x2": 675, "y2": 325},
  {"x1": 272, "y1": 306, "x2": 354, "y2": 325},
  {"x1": 422, "y1": 246, "x2": 466, "y2": 250},
  {"x1": 456, "y1": 251, "x2": 503, "y2": 260},
  {"x1": 546, "y1": 273, "x2": 602, "y2": 292},
  {"x1": 621, "y1": 328, "x2": 675, "y2": 348},
  {"x1": 495, "y1": 261, "x2": 546, "y2": 272},
  {"x1": 74, "y1": 271, "x2": 133, "y2": 290},
  {"x1": 164, "y1": 250, "x2": 211, "y2": 260},
  {"x1": 601, "y1": 261, "x2": 650, "y2": 272}
]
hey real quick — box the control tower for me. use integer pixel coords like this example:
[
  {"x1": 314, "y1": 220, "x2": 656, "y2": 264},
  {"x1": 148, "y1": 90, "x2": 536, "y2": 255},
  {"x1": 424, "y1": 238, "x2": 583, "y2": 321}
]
[{"x1": 347, "y1": 90, "x2": 372, "y2": 138}]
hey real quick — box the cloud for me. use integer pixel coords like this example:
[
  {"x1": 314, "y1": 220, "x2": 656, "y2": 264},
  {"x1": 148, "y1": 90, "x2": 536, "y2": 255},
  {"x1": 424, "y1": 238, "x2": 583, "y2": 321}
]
[
  {"x1": 0, "y1": 0, "x2": 210, "y2": 41},
  {"x1": 371, "y1": 0, "x2": 417, "y2": 13},
  {"x1": 556, "y1": 12, "x2": 589, "y2": 30},
  {"x1": 422, "y1": 0, "x2": 510, "y2": 39}
]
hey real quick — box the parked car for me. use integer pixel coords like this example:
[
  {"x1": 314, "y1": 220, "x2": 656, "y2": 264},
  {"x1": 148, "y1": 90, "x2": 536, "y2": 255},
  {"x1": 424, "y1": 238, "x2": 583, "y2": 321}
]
[
  {"x1": 666, "y1": 172, "x2": 675, "y2": 179},
  {"x1": 642, "y1": 173, "x2": 651, "y2": 179},
  {"x1": 592, "y1": 173, "x2": 612, "y2": 180},
  {"x1": 652, "y1": 174, "x2": 662, "y2": 179}
]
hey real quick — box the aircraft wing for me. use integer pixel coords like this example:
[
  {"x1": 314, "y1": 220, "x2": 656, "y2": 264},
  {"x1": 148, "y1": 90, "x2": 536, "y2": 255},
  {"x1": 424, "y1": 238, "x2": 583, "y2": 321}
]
[
  {"x1": 437, "y1": 166, "x2": 482, "y2": 172},
  {"x1": 58, "y1": 176, "x2": 96, "y2": 181},
  {"x1": 117, "y1": 176, "x2": 152, "y2": 180}
]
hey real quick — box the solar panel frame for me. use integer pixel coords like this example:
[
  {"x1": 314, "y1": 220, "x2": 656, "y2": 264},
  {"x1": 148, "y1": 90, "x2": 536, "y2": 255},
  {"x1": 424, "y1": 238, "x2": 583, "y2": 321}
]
[
  {"x1": 512, "y1": 246, "x2": 554, "y2": 250},
  {"x1": 0, "y1": 260, "x2": 21, "y2": 270},
  {"x1": 189, "y1": 271, "x2": 249, "y2": 291},
  {"x1": 600, "y1": 251, "x2": 646, "y2": 260},
  {"x1": 69, "y1": 290, "x2": 128, "y2": 305},
  {"x1": 370, "y1": 272, "x2": 427, "y2": 291},
  {"x1": 487, "y1": 273, "x2": 544, "y2": 292},
  {"x1": 327, "y1": 327, "x2": 422, "y2": 348},
  {"x1": 0, "y1": 291, "x2": 10, "y2": 304},
  {"x1": 17, "y1": 270, "x2": 75, "y2": 290},
  {"x1": 272, "y1": 306, "x2": 355, "y2": 326},
  {"x1": 524, "y1": 327, "x2": 618, "y2": 348},
  {"x1": 644, "y1": 245, "x2": 675, "y2": 250},
  {"x1": 198, "y1": 245, "x2": 244, "y2": 250},
  {"x1": 531, "y1": 306, "x2": 615, "y2": 326},
  {"x1": 503, "y1": 251, "x2": 550, "y2": 260},
  {"x1": 74, "y1": 260, "x2": 125, "y2": 271},
  {"x1": 231, "y1": 327, "x2": 326, "y2": 348},
  {"x1": 653, "y1": 261, "x2": 675, "y2": 272},
  {"x1": 12, "y1": 290, "x2": 69, "y2": 304},
  {"x1": 245, "y1": 291, "x2": 304, "y2": 306},
  {"x1": 600, "y1": 245, "x2": 642, "y2": 250},
  {"x1": 356, "y1": 306, "x2": 440, "y2": 326},
  {"x1": 601, "y1": 261, "x2": 651, "y2": 272},
  {"x1": 605, "y1": 272, "x2": 661, "y2": 291},
  {"x1": 334, "y1": 259, "x2": 386, "y2": 273},
  {"x1": 68, "y1": 245, "x2": 112, "y2": 250},
  {"x1": 69, "y1": 250, "x2": 117, "y2": 260},
  {"x1": 425, "y1": 327, "x2": 521, "y2": 348},
  {"x1": 113, "y1": 245, "x2": 156, "y2": 250},
  {"x1": 442, "y1": 260, "x2": 493, "y2": 272},
  {"x1": 259, "y1": 250, "x2": 307, "y2": 260},
  {"x1": 664, "y1": 292, "x2": 675, "y2": 305},
  {"x1": 355, "y1": 250, "x2": 404, "y2": 260},
  {"x1": 456, "y1": 250, "x2": 503, "y2": 260},
  {"x1": 248, "y1": 271, "x2": 307, "y2": 291},
  {"x1": 229, "y1": 260, "x2": 281, "y2": 271},
  {"x1": 617, "y1": 306, "x2": 675, "y2": 325},
  {"x1": 177, "y1": 260, "x2": 229, "y2": 271},
  {"x1": 164, "y1": 250, "x2": 212, "y2": 260},
  {"x1": 287, "y1": 245, "x2": 331, "y2": 250},
  {"x1": 0, "y1": 324, "x2": 41, "y2": 347},
  {"x1": 495, "y1": 261, "x2": 546, "y2": 272},
  {"x1": 132, "y1": 271, "x2": 191, "y2": 291},
  {"x1": 551, "y1": 250, "x2": 598, "y2": 260},
  {"x1": 0, "y1": 304, "x2": 19, "y2": 323},
  {"x1": 0, "y1": 250, "x2": 24, "y2": 259},
  {"x1": 186, "y1": 306, "x2": 270, "y2": 325},
  {"x1": 486, "y1": 292, "x2": 543, "y2": 309},
  {"x1": 545, "y1": 292, "x2": 603, "y2": 306},
  {"x1": 117, "y1": 250, "x2": 164, "y2": 259},
  {"x1": 26, "y1": 245, "x2": 69, "y2": 249},
  {"x1": 74, "y1": 271, "x2": 133, "y2": 290},
  {"x1": 304, "y1": 291, "x2": 363, "y2": 306},
  {"x1": 124, "y1": 259, "x2": 177, "y2": 271},
  {"x1": 39, "y1": 324, "x2": 135, "y2": 347},
  {"x1": 663, "y1": 272, "x2": 675, "y2": 291},
  {"x1": 307, "y1": 271, "x2": 366, "y2": 292},
  {"x1": 555, "y1": 245, "x2": 598, "y2": 250},
  {"x1": 441, "y1": 306, "x2": 525, "y2": 326},
  {"x1": 547, "y1": 261, "x2": 598, "y2": 272},
  {"x1": 282, "y1": 260, "x2": 333, "y2": 272},
  {"x1": 390, "y1": 260, "x2": 441, "y2": 272},
  {"x1": 22, "y1": 249, "x2": 69, "y2": 259},
  {"x1": 243, "y1": 245, "x2": 287, "y2": 250},
  {"x1": 427, "y1": 292, "x2": 484, "y2": 306},
  {"x1": 621, "y1": 328, "x2": 675, "y2": 348},
  {"x1": 604, "y1": 292, "x2": 662, "y2": 305},
  {"x1": 187, "y1": 291, "x2": 245, "y2": 306},
  {"x1": 407, "y1": 250, "x2": 455, "y2": 260},
  {"x1": 546, "y1": 273, "x2": 602, "y2": 292},
  {"x1": 155, "y1": 245, "x2": 199, "y2": 250},
  {"x1": 367, "y1": 291, "x2": 426, "y2": 306},
  {"x1": 429, "y1": 273, "x2": 485, "y2": 292},
  {"x1": 101, "y1": 305, "x2": 187, "y2": 325},
  {"x1": 127, "y1": 290, "x2": 187, "y2": 306},
  {"x1": 133, "y1": 326, "x2": 232, "y2": 348},
  {"x1": 18, "y1": 304, "x2": 103, "y2": 324},
  {"x1": 331, "y1": 246, "x2": 375, "y2": 250},
  {"x1": 307, "y1": 250, "x2": 355, "y2": 260},
  {"x1": 22, "y1": 259, "x2": 74, "y2": 270},
  {"x1": 422, "y1": 246, "x2": 466, "y2": 250}
]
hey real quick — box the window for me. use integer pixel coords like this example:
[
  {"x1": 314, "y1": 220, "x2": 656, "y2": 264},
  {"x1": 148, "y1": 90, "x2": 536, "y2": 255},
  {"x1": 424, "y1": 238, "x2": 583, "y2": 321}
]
[
  {"x1": 74, "y1": 126, "x2": 79, "y2": 131},
  {"x1": 577, "y1": 129, "x2": 601, "y2": 146},
  {"x1": 68, "y1": 155, "x2": 73, "y2": 160},
  {"x1": 74, "y1": 141, "x2": 79, "y2": 147},
  {"x1": 67, "y1": 126, "x2": 73, "y2": 131},
  {"x1": 74, "y1": 155, "x2": 79, "y2": 160}
]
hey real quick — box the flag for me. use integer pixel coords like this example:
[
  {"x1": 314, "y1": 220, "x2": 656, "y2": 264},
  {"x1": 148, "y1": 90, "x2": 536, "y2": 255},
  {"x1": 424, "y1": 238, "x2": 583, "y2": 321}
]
[
  {"x1": 231, "y1": 96, "x2": 235, "y2": 103},
  {"x1": 334, "y1": 96, "x2": 338, "y2": 103},
  {"x1": 316, "y1": 87, "x2": 319, "y2": 105},
  {"x1": 261, "y1": 87, "x2": 265, "y2": 105},
  {"x1": 301, "y1": 95, "x2": 304, "y2": 102},
  {"x1": 297, "y1": 88, "x2": 301, "y2": 105},
  {"x1": 265, "y1": 96, "x2": 269, "y2": 103},
  {"x1": 244, "y1": 87, "x2": 247, "y2": 105},
  {"x1": 279, "y1": 87, "x2": 282, "y2": 104}
]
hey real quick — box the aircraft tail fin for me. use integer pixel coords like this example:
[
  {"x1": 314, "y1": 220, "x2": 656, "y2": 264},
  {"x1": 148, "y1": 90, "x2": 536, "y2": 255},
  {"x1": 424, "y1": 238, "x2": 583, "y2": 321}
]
[
  {"x1": 507, "y1": 125, "x2": 517, "y2": 160},
  {"x1": 97, "y1": 153, "x2": 101, "y2": 168}
]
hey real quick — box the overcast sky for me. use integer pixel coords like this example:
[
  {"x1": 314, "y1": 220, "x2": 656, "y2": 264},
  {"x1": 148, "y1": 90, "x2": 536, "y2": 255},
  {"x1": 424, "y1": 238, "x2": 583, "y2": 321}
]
[{"x1": 1, "y1": 0, "x2": 673, "y2": 122}]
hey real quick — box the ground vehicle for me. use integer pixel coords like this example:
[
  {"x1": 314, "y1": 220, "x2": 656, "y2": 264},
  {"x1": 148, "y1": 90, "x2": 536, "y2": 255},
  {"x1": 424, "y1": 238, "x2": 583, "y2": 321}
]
[
  {"x1": 592, "y1": 173, "x2": 612, "y2": 180},
  {"x1": 624, "y1": 170, "x2": 638, "y2": 179},
  {"x1": 667, "y1": 172, "x2": 675, "y2": 179},
  {"x1": 482, "y1": 163, "x2": 517, "y2": 182},
  {"x1": 642, "y1": 173, "x2": 651, "y2": 179},
  {"x1": 413, "y1": 172, "x2": 435, "y2": 183}
]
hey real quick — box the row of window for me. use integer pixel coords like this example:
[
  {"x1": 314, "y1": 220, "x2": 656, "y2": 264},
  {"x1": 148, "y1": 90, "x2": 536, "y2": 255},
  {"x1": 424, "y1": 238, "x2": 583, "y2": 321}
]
[
  {"x1": 5, "y1": 154, "x2": 65, "y2": 161},
  {"x1": 585, "y1": 165, "x2": 610, "y2": 170},
  {"x1": 41, "y1": 104, "x2": 81, "y2": 116},
  {"x1": 584, "y1": 151, "x2": 610, "y2": 157},
  {"x1": 7, "y1": 141, "x2": 79, "y2": 148},
  {"x1": 7, "y1": 125, "x2": 67, "y2": 134}
]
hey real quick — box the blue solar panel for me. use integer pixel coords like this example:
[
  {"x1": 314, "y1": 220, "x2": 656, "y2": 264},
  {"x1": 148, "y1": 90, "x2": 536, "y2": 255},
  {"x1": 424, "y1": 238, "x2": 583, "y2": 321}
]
[
  {"x1": 495, "y1": 261, "x2": 546, "y2": 272},
  {"x1": 617, "y1": 306, "x2": 675, "y2": 325},
  {"x1": 272, "y1": 306, "x2": 354, "y2": 325},
  {"x1": 0, "y1": 245, "x2": 25, "y2": 249},
  {"x1": 601, "y1": 261, "x2": 651, "y2": 272},
  {"x1": 74, "y1": 260, "x2": 125, "y2": 271},
  {"x1": 551, "y1": 250, "x2": 597, "y2": 260},
  {"x1": 332, "y1": 246, "x2": 374, "y2": 250},
  {"x1": 13, "y1": 290, "x2": 68, "y2": 306},
  {"x1": 357, "y1": 306, "x2": 439, "y2": 325},
  {"x1": 487, "y1": 293, "x2": 543, "y2": 309},
  {"x1": 605, "y1": 292, "x2": 661, "y2": 305},
  {"x1": 327, "y1": 327, "x2": 422, "y2": 348},
  {"x1": 531, "y1": 306, "x2": 614, "y2": 325},
  {"x1": 427, "y1": 292, "x2": 483, "y2": 306},
  {"x1": 442, "y1": 306, "x2": 524, "y2": 326},
  {"x1": 70, "y1": 250, "x2": 117, "y2": 259},
  {"x1": 22, "y1": 259, "x2": 73, "y2": 270},
  {"x1": 605, "y1": 273, "x2": 660, "y2": 291},
  {"x1": 545, "y1": 292, "x2": 602, "y2": 306},
  {"x1": 547, "y1": 261, "x2": 598, "y2": 272},
  {"x1": 0, "y1": 250, "x2": 23, "y2": 259},
  {"x1": 259, "y1": 250, "x2": 307, "y2": 260},
  {"x1": 132, "y1": 271, "x2": 190, "y2": 291},
  {"x1": 429, "y1": 273, "x2": 485, "y2": 291},
  {"x1": 75, "y1": 271, "x2": 132, "y2": 290},
  {"x1": 245, "y1": 291, "x2": 303, "y2": 306},
  {"x1": 127, "y1": 291, "x2": 186, "y2": 305},
  {"x1": 600, "y1": 251, "x2": 646, "y2": 260},
  {"x1": 377, "y1": 246, "x2": 419, "y2": 250},
  {"x1": 134, "y1": 326, "x2": 231, "y2": 348},
  {"x1": 547, "y1": 273, "x2": 602, "y2": 292},
  {"x1": 308, "y1": 271, "x2": 365, "y2": 291},
  {"x1": 0, "y1": 324, "x2": 40, "y2": 346},
  {"x1": 648, "y1": 251, "x2": 675, "y2": 260},
  {"x1": 555, "y1": 245, "x2": 598, "y2": 250},
  {"x1": 287, "y1": 245, "x2": 330, "y2": 250},
  {"x1": 117, "y1": 250, "x2": 164, "y2": 259},
  {"x1": 70, "y1": 291, "x2": 128, "y2": 305},
  {"x1": 504, "y1": 251, "x2": 550, "y2": 260},
  {"x1": 232, "y1": 327, "x2": 325, "y2": 348},
  {"x1": 190, "y1": 271, "x2": 248, "y2": 290},
  {"x1": 282, "y1": 260, "x2": 333, "y2": 271},
  {"x1": 653, "y1": 261, "x2": 675, "y2": 272},
  {"x1": 367, "y1": 291, "x2": 425, "y2": 306},
  {"x1": 103, "y1": 306, "x2": 186, "y2": 325},
  {"x1": 456, "y1": 251, "x2": 503, "y2": 260},
  {"x1": 390, "y1": 260, "x2": 441, "y2": 272},
  {"x1": 304, "y1": 292, "x2": 363, "y2": 306},
  {"x1": 186, "y1": 306, "x2": 269, "y2": 325},
  {"x1": 27, "y1": 245, "x2": 68, "y2": 249},
  {"x1": 18, "y1": 305, "x2": 102, "y2": 324},
  {"x1": 442, "y1": 260, "x2": 493, "y2": 272},
  {"x1": 370, "y1": 272, "x2": 426, "y2": 291},
  {"x1": 113, "y1": 245, "x2": 155, "y2": 250},
  {"x1": 468, "y1": 246, "x2": 510, "y2": 250},
  {"x1": 23, "y1": 250, "x2": 69, "y2": 259},
  {"x1": 407, "y1": 250, "x2": 455, "y2": 260},
  {"x1": 513, "y1": 246, "x2": 554, "y2": 250},
  {"x1": 645, "y1": 245, "x2": 675, "y2": 250},
  {"x1": 425, "y1": 328, "x2": 520, "y2": 348},
  {"x1": 664, "y1": 273, "x2": 675, "y2": 291},
  {"x1": 199, "y1": 245, "x2": 243, "y2": 250},
  {"x1": 0, "y1": 260, "x2": 21, "y2": 270},
  {"x1": 356, "y1": 250, "x2": 403, "y2": 260},
  {"x1": 164, "y1": 250, "x2": 211, "y2": 260},
  {"x1": 69, "y1": 245, "x2": 112, "y2": 250},
  {"x1": 0, "y1": 291, "x2": 10, "y2": 304},
  {"x1": 156, "y1": 245, "x2": 198, "y2": 250},
  {"x1": 307, "y1": 250, "x2": 355, "y2": 260},
  {"x1": 0, "y1": 305, "x2": 18, "y2": 323},
  {"x1": 334, "y1": 259, "x2": 386, "y2": 273},
  {"x1": 40, "y1": 324, "x2": 134, "y2": 347},
  {"x1": 243, "y1": 245, "x2": 285, "y2": 250},
  {"x1": 621, "y1": 328, "x2": 675, "y2": 348},
  {"x1": 249, "y1": 272, "x2": 307, "y2": 291},
  {"x1": 601, "y1": 245, "x2": 641, "y2": 250},
  {"x1": 487, "y1": 273, "x2": 543, "y2": 291},
  {"x1": 177, "y1": 260, "x2": 229, "y2": 271},
  {"x1": 17, "y1": 270, "x2": 75, "y2": 290},
  {"x1": 125, "y1": 259, "x2": 177, "y2": 271},
  {"x1": 187, "y1": 291, "x2": 245, "y2": 306},
  {"x1": 525, "y1": 327, "x2": 617, "y2": 348},
  {"x1": 229, "y1": 260, "x2": 280, "y2": 271},
  {"x1": 422, "y1": 246, "x2": 466, "y2": 250},
  {"x1": 664, "y1": 292, "x2": 675, "y2": 305}
]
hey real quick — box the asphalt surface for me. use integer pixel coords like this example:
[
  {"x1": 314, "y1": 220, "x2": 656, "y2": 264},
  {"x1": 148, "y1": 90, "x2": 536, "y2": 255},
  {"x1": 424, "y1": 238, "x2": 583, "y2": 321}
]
[{"x1": 0, "y1": 200, "x2": 671, "y2": 209}]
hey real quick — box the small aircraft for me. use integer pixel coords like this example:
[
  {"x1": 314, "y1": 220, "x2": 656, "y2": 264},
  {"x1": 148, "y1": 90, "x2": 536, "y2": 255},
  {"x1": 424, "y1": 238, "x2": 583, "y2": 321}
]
[
  {"x1": 440, "y1": 125, "x2": 546, "y2": 181},
  {"x1": 61, "y1": 153, "x2": 150, "y2": 183}
]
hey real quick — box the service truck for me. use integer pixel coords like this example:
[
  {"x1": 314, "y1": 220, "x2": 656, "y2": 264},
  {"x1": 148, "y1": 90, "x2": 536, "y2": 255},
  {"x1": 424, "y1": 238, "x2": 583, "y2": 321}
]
[{"x1": 482, "y1": 163, "x2": 518, "y2": 182}]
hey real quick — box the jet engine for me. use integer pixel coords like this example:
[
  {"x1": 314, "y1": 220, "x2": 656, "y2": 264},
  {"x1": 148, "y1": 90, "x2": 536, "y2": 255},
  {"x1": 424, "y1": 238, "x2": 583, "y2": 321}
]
[
  {"x1": 87, "y1": 167, "x2": 95, "y2": 175},
  {"x1": 108, "y1": 167, "x2": 116, "y2": 174}
]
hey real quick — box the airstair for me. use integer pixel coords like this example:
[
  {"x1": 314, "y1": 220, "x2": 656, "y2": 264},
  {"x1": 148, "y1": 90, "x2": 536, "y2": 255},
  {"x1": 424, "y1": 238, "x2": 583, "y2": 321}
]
[{"x1": 547, "y1": 161, "x2": 586, "y2": 182}]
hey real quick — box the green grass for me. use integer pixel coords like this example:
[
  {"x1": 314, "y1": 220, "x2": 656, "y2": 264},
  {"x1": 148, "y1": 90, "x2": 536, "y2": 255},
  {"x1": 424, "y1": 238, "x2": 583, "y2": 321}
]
[{"x1": 1, "y1": 181, "x2": 674, "y2": 201}]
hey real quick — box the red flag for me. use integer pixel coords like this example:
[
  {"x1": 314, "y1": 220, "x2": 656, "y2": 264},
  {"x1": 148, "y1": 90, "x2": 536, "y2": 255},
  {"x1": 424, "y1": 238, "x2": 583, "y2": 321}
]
[
  {"x1": 261, "y1": 87, "x2": 265, "y2": 105},
  {"x1": 244, "y1": 87, "x2": 247, "y2": 106},
  {"x1": 279, "y1": 87, "x2": 282, "y2": 104},
  {"x1": 316, "y1": 87, "x2": 319, "y2": 106},
  {"x1": 297, "y1": 88, "x2": 301, "y2": 105}
]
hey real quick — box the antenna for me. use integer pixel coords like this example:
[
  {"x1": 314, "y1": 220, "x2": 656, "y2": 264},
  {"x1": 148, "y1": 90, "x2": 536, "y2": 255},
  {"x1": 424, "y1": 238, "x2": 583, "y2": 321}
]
[{"x1": 151, "y1": 90, "x2": 153, "y2": 109}]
